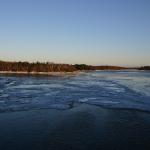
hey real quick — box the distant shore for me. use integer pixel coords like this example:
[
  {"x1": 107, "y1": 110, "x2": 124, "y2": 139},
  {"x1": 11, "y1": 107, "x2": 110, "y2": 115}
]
[{"x1": 0, "y1": 60, "x2": 150, "y2": 73}]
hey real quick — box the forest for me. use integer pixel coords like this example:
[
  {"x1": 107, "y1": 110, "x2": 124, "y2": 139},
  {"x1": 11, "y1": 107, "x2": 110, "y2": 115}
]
[
  {"x1": 1, "y1": 60, "x2": 148, "y2": 73},
  {"x1": 0, "y1": 61, "x2": 76, "y2": 72},
  {"x1": 139, "y1": 66, "x2": 150, "y2": 70}
]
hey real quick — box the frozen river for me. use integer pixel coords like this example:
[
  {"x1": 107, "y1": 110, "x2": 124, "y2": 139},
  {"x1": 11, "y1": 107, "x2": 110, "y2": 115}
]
[
  {"x1": 0, "y1": 70, "x2": 150, "y2": 150},
  {"x1": 0, "y1": 70, "x2": 150, "y2": 113}
]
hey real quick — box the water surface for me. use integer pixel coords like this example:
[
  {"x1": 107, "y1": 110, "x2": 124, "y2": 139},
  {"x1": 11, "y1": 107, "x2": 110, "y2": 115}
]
[
  {"x1": 0, "y1": 71, "x2": 150, "y2": 150},
  {"x1": 0, "y1": 70, "x2": 150, "y2": 112}
]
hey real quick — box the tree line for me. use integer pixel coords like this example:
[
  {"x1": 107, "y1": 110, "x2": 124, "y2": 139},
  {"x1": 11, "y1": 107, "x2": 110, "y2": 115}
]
[
  {"x1": 139, "y1": 66, "x2": 150, "y2": 70},
  {"x1": 0, "y1": 61, "x2": 76, "y2": 72},
  {"x1": 0, "y1": 60, "x2": 135, "y2": 73}
]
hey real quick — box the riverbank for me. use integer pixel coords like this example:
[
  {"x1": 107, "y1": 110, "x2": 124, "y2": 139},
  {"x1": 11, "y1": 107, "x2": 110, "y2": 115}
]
[
  {"x1": 0, "y1": 71, "x2": 81, "y2": 76},
  {"x1": 0, "y1": 69, "x2": 147, "y2": 76}
]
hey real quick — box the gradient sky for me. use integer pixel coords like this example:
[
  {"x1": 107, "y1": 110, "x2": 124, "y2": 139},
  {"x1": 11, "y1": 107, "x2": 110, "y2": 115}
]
[{"x1": 0, "y1": 0, "x2": 150, "y2": 66}]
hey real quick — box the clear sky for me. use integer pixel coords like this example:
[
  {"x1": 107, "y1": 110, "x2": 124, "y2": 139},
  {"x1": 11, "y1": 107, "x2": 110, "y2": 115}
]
[{"x1": 0, "y1": 0, "x2": 150, "y2": 66}]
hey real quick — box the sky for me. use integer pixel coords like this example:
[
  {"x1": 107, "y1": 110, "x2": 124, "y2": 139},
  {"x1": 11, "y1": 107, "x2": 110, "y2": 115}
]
[{"x1": 0, "y1": 0, "x2": 150, "y2": 66}]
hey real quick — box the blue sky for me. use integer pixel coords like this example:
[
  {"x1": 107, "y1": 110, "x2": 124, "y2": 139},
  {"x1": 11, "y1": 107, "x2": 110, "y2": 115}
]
[{"x1": 0, "y1": 0, "x2": 150, "y2": 66}]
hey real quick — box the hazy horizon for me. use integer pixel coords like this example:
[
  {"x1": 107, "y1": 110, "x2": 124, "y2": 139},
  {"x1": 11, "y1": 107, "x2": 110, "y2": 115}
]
[{"x1": 0, "y1": 0, "x2": 150, "y2": 66}]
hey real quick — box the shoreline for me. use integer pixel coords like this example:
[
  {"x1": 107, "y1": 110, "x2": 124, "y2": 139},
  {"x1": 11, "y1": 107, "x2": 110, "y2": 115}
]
[
  {"x1": 0, "y1": 69, "x2": 148, "y2": 76},
  {"x1": 0, "y1": 71, "x2": 81, "y2": 76}
]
